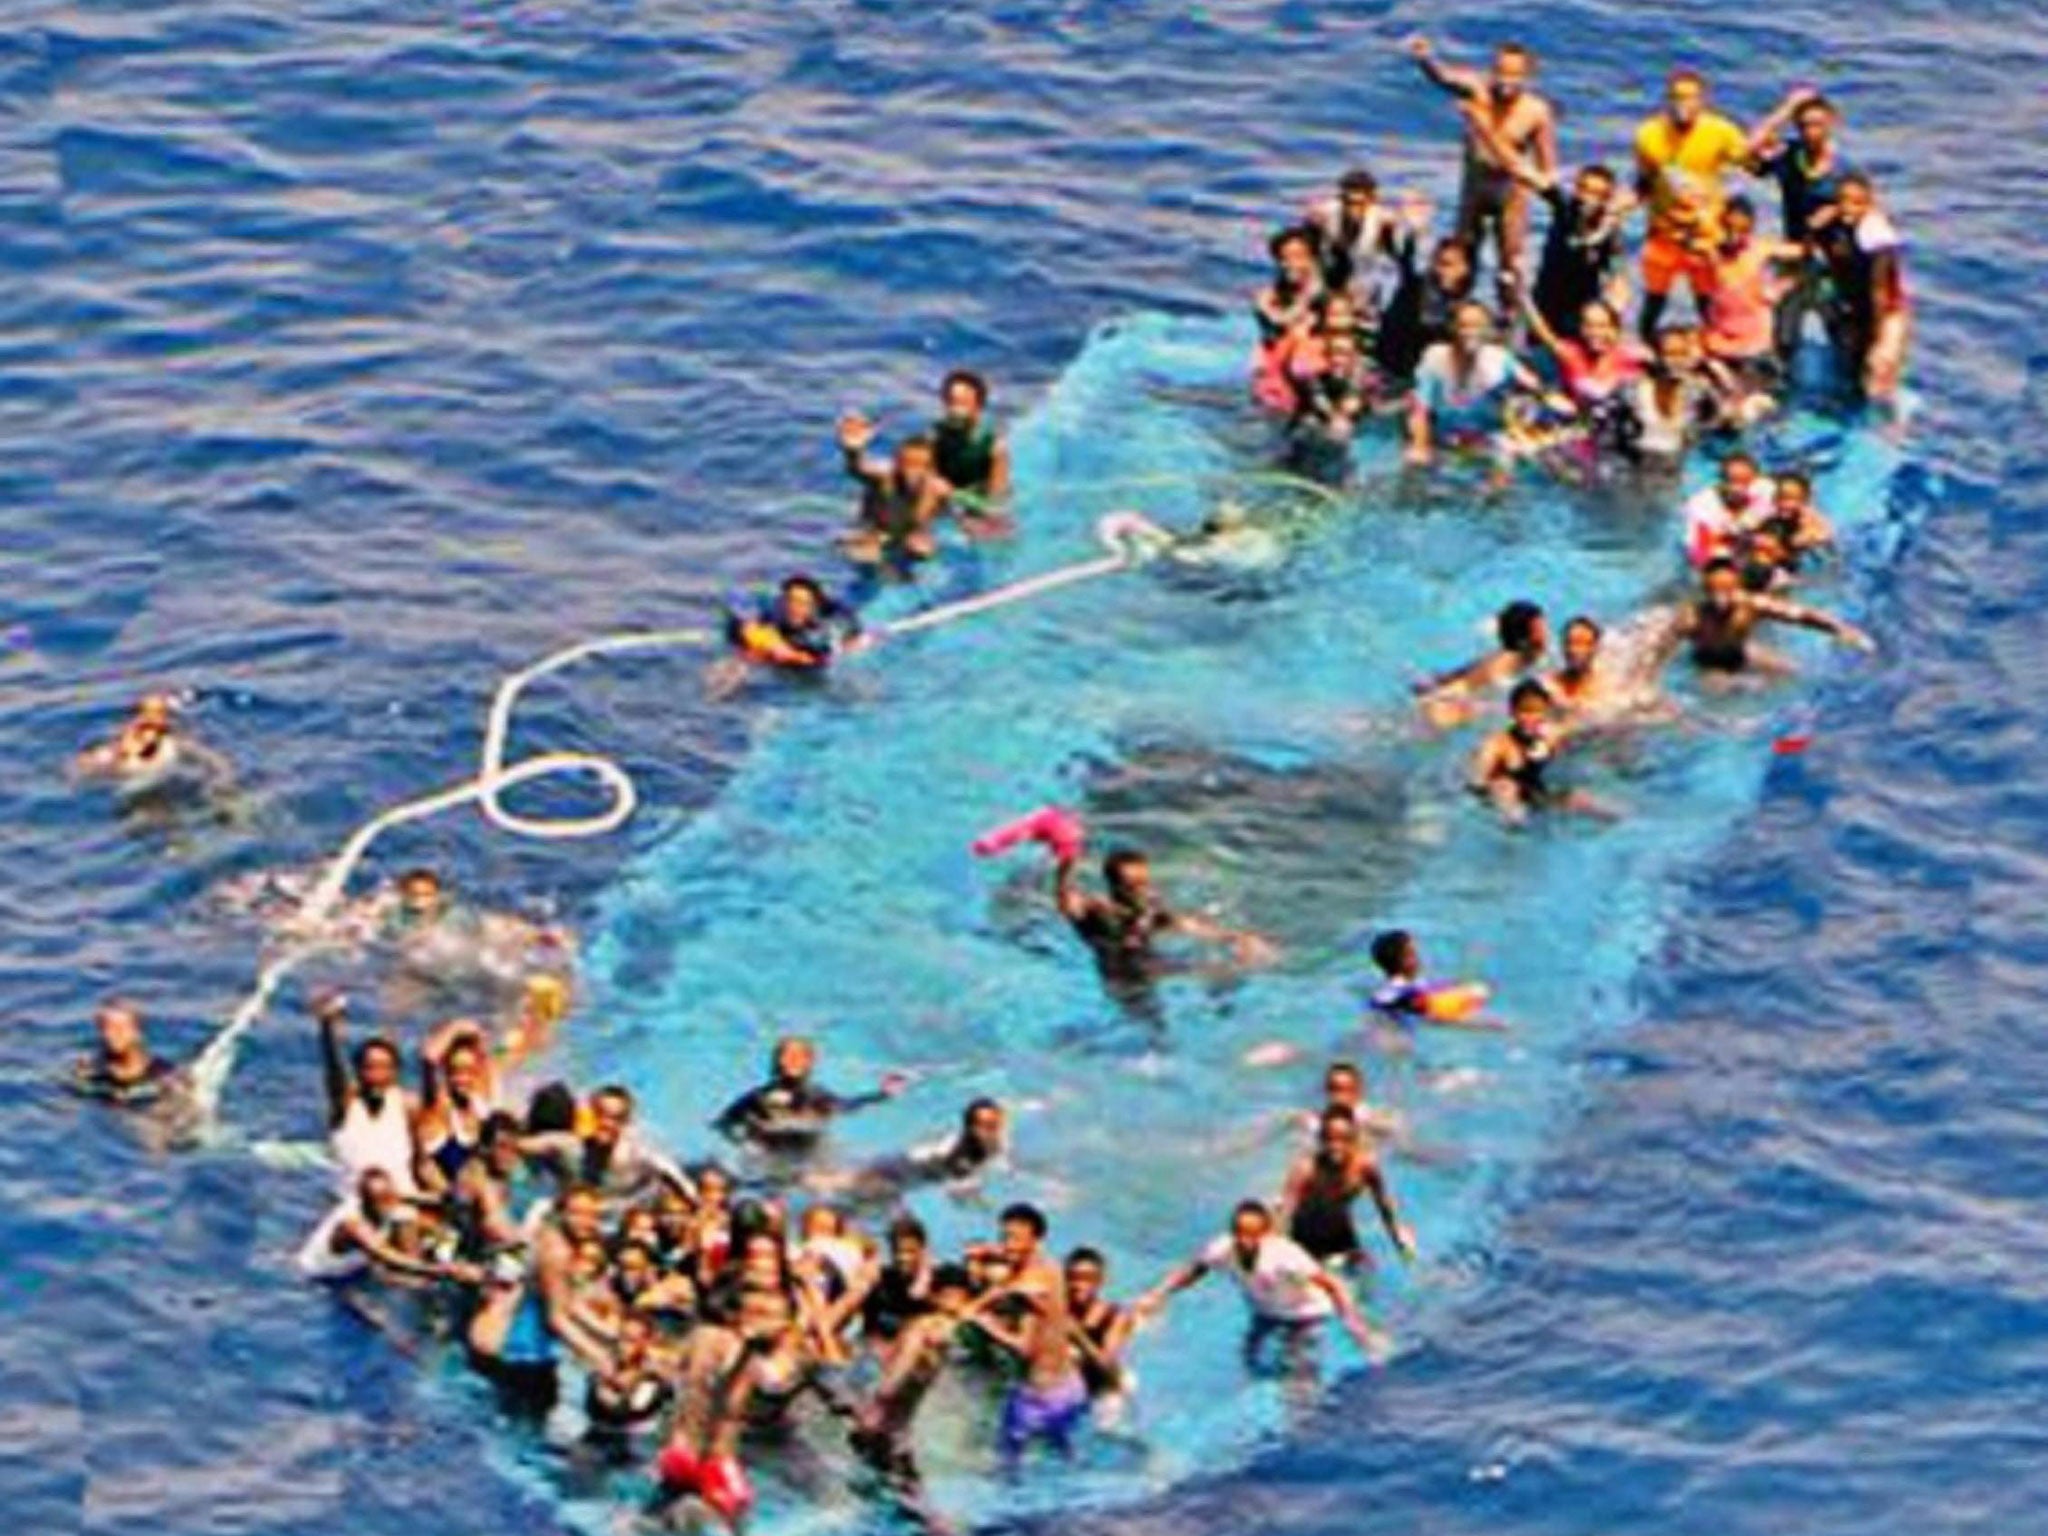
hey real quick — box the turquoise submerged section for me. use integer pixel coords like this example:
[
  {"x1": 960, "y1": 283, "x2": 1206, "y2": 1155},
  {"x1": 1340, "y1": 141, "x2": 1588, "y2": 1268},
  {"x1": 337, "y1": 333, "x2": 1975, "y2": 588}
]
[{"x1": 556, "y1": 312, "x2": 1904, "y2": 1532}]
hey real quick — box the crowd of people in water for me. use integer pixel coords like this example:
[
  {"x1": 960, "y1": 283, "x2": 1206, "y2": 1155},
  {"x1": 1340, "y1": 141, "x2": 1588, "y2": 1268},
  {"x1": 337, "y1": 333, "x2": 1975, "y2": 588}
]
[{"x1": 70, "y1": 42, "x2": 1902, "y2": 1535}]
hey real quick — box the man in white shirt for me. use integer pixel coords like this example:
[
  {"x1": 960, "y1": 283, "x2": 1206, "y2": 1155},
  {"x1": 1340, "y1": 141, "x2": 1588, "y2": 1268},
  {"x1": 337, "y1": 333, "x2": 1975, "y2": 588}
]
[
  {"x1": 1139, "y1": 1199, "x2": 1386, "y2": 1371},
  {"x1": 1683, "y1": 450, "x2": 1775, "y2": 567}
]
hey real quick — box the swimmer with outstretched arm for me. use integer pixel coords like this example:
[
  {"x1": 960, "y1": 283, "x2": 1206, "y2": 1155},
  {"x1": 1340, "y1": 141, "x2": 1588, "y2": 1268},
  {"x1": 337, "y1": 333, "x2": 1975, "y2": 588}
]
[
  {"x1": 1416, "y1": 599, "x2": 1550, "y2": 730},
  {"x1": 73, "y1": 693, "x2": 235, "y2": 794},
  {"x1": 1138, "y1": 1198, "x2": 1385, "y2": 1362},
  {"x1": 1650, "y1": 556, "x2": 1874, "y2": 679},
  {"x1": 1055, "y1": 845, "x2": 1275, "y2": 976},
  {"x1": 1367, "y1": 930, "x2": 1502, "y2": 1031},
  {"x1": 713, "y1": 1035, "x2": 907, "y2": 1159}
]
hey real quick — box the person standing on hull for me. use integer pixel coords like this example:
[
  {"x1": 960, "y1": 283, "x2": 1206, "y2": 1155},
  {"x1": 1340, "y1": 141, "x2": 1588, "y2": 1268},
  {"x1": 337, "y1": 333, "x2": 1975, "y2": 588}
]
[
  {"x1": 1810, "y1": 172, "x2": 1912, "y2": 405},
  {"x1": 1403, "y1": 301, "x2": 1549, "y2": 486},
  {"x1": 713, "y1": 1035, "x2": 908, "y2": 1162},
  {"x1": 1632, "y1": 68, "x2": 1756, "y2": 347},
  {"x1": 1407, "y1": 36, "x2": 1558, "y2": 308},
  {"x1": 1278, "y1": 1106, "x2": 1417, "y2": 1272},
  {"x1": 1651, "y1": 556, "x2": 1875, "y2": 680},
  {"x1": 930, "y1": 369, "x2": 1012, "y2": 532},
  {"x1": 963, "y1": 1203, "x2": 1092, "y2": 1469},
  {"x1": 1745, "y1": 88, "x2": 1855, "y2": 364},
  {"x1": 1307, "y1": 169, "x2": 1406, "y2": 324},
  {"x1": 314, "y1": 992, "x2": 421, "y2": 1198},
  {"x1": 1139, "y1": 1199, "x2": 1386, "y2": 1374},
  {"x1": 1459, "y1": 101, "x2": 1633, "y2": 347}
]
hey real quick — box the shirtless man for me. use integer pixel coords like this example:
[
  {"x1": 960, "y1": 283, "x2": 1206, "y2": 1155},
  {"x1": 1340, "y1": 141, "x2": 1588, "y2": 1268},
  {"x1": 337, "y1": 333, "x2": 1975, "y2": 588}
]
[
  {"x1": 652, "y1": 1290, "x2": 763, "y2": 1534},
  {"x1": 1544, "y1": 615, "x2": 1643, "y2": 726},
  {"x1": 1416, "y1": 598, "x2": 1549, "y2": 730},
  {"x1": 1408, "y1": 37, "x2": 1558, "y2": 304},
  {"x1": 1278, "y1": 1107, "x2": 1416, "y2": 1271},
  {"x1": 839, "y1": 414, "x2": 954, "y2": 570},
  {"x1": 1653, "y1": 556, "x2": 1874, "y2": 679},
  {"x1": 531, "y1": 1185, "x2": 620, "y2": 1370},
  {"x1": 964, "y1": 1203, "x2": 1092, "y2": 1467}
]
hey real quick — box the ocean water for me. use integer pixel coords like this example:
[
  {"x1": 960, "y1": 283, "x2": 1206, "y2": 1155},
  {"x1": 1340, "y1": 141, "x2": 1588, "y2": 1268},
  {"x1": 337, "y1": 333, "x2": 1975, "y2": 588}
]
[{"x1": 3, "y1": 4, "x2": 2045, "y2": 1536}]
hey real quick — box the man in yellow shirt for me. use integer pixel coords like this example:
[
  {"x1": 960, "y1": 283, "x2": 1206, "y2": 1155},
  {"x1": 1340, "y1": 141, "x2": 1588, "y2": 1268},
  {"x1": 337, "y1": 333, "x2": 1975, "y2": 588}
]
[{"x1": 1633, "y1": 68, "x2": 1753, "y2": 344}]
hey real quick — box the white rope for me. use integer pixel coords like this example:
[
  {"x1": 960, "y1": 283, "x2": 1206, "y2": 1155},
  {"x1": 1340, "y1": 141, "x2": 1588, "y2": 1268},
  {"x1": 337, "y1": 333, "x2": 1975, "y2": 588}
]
[{"x1": 190, "y1": 513, "x2": 1168, "y2": 1119}]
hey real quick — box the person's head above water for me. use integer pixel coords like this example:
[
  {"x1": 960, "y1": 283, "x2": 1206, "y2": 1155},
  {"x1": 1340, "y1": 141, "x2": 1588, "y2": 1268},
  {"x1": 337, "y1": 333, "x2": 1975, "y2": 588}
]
[
  {"x1": 1065, "y1": 1245, "x2": 1108, "y2": 1305},
  {"x1": 1431, "y1": 237, "x2": 1474, "y2": 294},
  {"x1": 1837, "y1": 170, "x2": 1876, "y2": 224},
  {"x1": 1508, "y1": 678, "x2": 1554, "y2": 732},
  {"x1": 941, "y1": 368, "x2": 990, "y2": 427},
  {"x1": 1229, "y1": 1198, "x2": 1275, "y2": 1257},
  {"x1": 1562, "y1": 615, "x2": 1604, "y2": 675},
  {"x1": 1794, "y1": 93, "x2": 1837, "y2": 154},
  {"x1": 1573, "y1": 162, "x2": 1617, "y2": 212},
  {"x1": 353, "y1": 1035, "x2": 402, "y2": 1094},
  {"x1": 1324, "y1": 1059, "x2": 1366, "y2": 1107},
  {"x1": 397, "y1": 866, "x2": 445, "y2": 918},
  {"x1": 1774, "y1": 471, "x2": 1813, "y2": 514},
  {"x1": 357, "y1": 1166, "x2": 403, "y2": 1217},
  {"x1": 1337, "y1": 167, "x2": 1378, "y2": 217},
  {"x1": 1580, "y1": 299, "x2": 1622, "y2": 351},
  {"x1": 1450, "y1": 300, "x2": 1493, "y2": 355},
  {"x1": 1489, "y1": 41, "x2": 1534, "y2": 101},
  {"x1": 94, "y1": 1000, "x2": 147, "y2": 1062},
  {"x1": 589, "y1": 1083, "x2": 635, "y2": 1145},
  {"x1": 999, "y1": 1201, "x2": 1048, "y2": 1264},
  {"x1": 895, "y1": 434, "x2": 937, "y2": 486},
  {"x1": 1269, "y1": 226, "x2": 1318, "y2": 286},
  {"x1": 777, "y1": 575, "x2": 827, "y2": 628},
  {"x1": 1655, "y1": 324, "x2": 1702, "y2": 372},
  {"x1": 1701, "y1": 556, "x2": 1745, "y2": 610},
  {"x1": 961, "y1": 1096, "x2": 1007, "y2": 1152},
  {"x1": 1102, "y1": 847, "x2": 1153, "y2": 905},
  {"x1": 1316, "y1": 1104, "x2": 1361, "y2": 1159},
  {"x1": 1497, "y1": 599, "x2": 1549, "y2": 658},
  {"x1": 1664, "y1": 66, "x2": 1710, "y2": 128},
  {"x1": 1722, "y1": 194, "x2": 1757, "y2": 244},
  {"x1": 1717, "y1": 452, "x2": 1761, "y2": 505},
  {"x1": 771, "y1": 1035, "x2": 816, "y2": 1083},
  {"x1": 1370, "y1": 929, "x2": 1419, "y2": 980}
]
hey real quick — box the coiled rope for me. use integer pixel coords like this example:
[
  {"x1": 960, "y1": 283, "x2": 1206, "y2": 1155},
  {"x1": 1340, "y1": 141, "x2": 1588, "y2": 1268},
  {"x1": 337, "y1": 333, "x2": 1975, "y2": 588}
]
[{"x1": 191, "y1": 512, "x2": 1168, "y2": 1118}]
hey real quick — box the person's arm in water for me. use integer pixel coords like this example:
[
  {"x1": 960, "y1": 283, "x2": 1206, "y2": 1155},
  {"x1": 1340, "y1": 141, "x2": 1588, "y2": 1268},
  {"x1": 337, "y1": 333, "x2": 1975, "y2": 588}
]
[
  {"x1": 1358, "y1": 1157, "x2": 1418, "y2": 1260},
  {"x1": 1164, "y1": 907, "x2": 1277, "y2": 965},
  {"x1": 338, "y1": 1210, "x2": 475, "y2": 1287},
  {"x1": 1752, "y1": 594, "x2": 1876, "y2": 651},
  {"x1": 1404, "y1": 386, "x2": 1436, "y2": 467},
  {"x1": 1405, "y1": 36, "x2": 1483, "y2": 101},
  {"x1": 1309, "y1": 1266, "x2": 1387, "y2": 1356},
  {"x1": 315, "y1": 994, "x2": 352, "y2": 1132}
]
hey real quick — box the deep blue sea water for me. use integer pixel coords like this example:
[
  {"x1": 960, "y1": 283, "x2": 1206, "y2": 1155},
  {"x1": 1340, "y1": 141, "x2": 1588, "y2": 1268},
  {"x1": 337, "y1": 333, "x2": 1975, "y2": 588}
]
[{"x1": 4, "y1": 3, "x2": 2046, "y2": 1535}]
